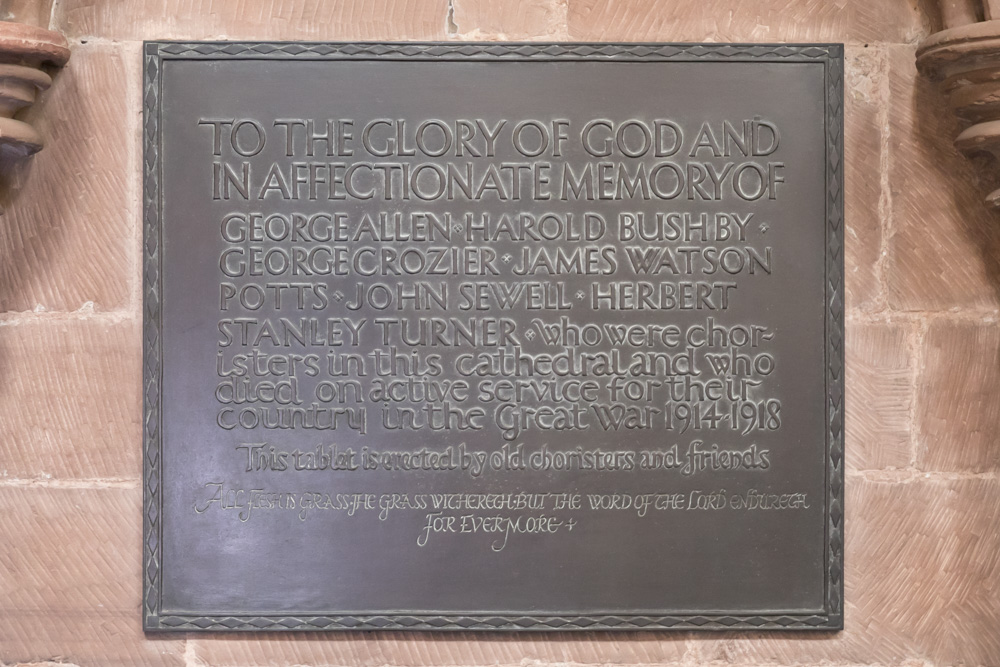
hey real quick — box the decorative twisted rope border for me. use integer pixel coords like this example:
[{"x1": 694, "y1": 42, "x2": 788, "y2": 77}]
[{"x1": 143, "y1": 41, "x2": 844, "y2": 632}]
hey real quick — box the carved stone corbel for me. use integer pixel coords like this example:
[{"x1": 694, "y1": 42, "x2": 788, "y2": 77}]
[
  {"x1": 0, "y1": 21, "x2": 69, "y2": 159},
  {"x1": 917, "y1": 7, "x2": 1000, "y2": 207}
]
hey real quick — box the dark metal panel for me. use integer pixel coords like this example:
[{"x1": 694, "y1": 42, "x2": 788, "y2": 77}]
[{"x1": 142, "y1": 42, "x2": 844, "y2": 632}]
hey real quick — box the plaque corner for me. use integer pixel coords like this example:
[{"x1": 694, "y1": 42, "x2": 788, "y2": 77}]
[{"x1": 142, "y1": 613, "x2": 162, "y2": 633}]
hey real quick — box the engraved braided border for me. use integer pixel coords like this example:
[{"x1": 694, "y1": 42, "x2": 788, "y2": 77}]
[
  {"x1": 824, "y1": 44, "x2": 845, "y2": 630},
  {"x1": 143, "y1": 41, "x2": 163, "y2": 631},
  {"x1": 142, "y1": 41, "x2": 845, "y2": 632}
]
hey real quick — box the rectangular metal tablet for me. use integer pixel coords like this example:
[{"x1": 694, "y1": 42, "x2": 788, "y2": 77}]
[{"x1": 142, "y1": 42, "x2": 844, "y2": 631}]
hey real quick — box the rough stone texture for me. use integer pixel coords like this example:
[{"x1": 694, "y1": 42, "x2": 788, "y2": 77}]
[
  {"x1": 0, "y1": 317, "x2": 140, "y2": 480},
  {"x1": 451, "y1": 0, "x2": 568, "y2": 39},
  {"x1": 845, "y1": 46, "x2": 887, "y2": 312},
  {"x1": 0, "y1": 43, "x2": 132, "y2": 314},
  {"x1": 846, "y1": 321, "x2": 914, "y2": 470},
  {"x1": 566, "y1": 0, "x2": 935, "y2": 43},
  {"x1": 917, "y1": 319, "x2": 1000, "y2": 472},
  {"x1": 53, "y1": 0, "x2": 449, "y2": 41},
  {"x1": 2, "y1": 0, "x2": 999, "y2": 666},
  {"x1": 885, "y1": 44, "x2": 1000, "y2": 312},
  {"x1": 688, "y1": 477, "x2": 1000, "y2": 666},
  {"x1": 0, "y1": 0, "x2": 54, "y2": 27},
  {"x1": 192, "y1": 633, "x2": 689, "y2": 667},
  {"x1": 0, "y1": 486, "x2": 185, "y2": 667}
]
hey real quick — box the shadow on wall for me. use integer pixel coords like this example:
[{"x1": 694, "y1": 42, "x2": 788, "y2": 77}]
[
  {"x1": 0, "y1": 90, "x2": 50, "y2": 311},
  {"x1": 0, "y1": 143, "x2": 33, "y2": 210},
  {"x1": 0, "y1": 53, "x2": 74, "y2": 313},
  {"x1": 912, "y1": 59, "x2": 1000, "y2": 307},
  {"x1": 0, "y1": 52, "x2": 70, "y2": 426}
]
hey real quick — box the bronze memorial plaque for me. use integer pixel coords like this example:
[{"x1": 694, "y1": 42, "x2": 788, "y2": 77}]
[{"x1": 142, "y1": 42, "x2": 844, "y2": 631}]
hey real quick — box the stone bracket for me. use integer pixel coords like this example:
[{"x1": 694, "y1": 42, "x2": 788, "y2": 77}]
[
  {"x1": 0, "y1": 21, "x2": 70, "y2": 158},
  {"x1": 918, "y1": 18, "x2": 1000, "y2": 207}
]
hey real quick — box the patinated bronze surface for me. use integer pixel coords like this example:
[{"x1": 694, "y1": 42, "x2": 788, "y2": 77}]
[{"x1": 142, "y1": 42, "x2": 844, "y2": 632}]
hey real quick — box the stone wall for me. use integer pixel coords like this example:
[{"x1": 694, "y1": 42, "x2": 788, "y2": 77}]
[{"x1": 1, "y1": 1, "x2": 997, "y2": 665}]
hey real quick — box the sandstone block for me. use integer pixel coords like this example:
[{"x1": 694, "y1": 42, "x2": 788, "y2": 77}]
[
  {"x1": 192, "y1": 631, "x2": 689, "y2": 666},
  {"x1": 688, "y1": 477, "x2": 1000, "y2": 665},
  {"x1": 845, "y1": 46, "x2": 886, "y2": 312},
  {"x1": 566, "y1": 0, "x2": 932, "y2": 44},
  {"x1": 0, "y1": 43, "x2": 133, "y2": 314},
  {"x1": 2, "y1": 0, "x2": 55, "y2": 27},
  {"x1": 846, "y1": 321, "x2": 914, "y2": 470},
  {"x1": 0, "y1": 317, "x2": 140, "y2": 480},
  {"x1": 0, "y1": 486, "x2": 184, "y2": 666},
  {"x1": 53, "y1": 0, "x2": 448, "y2": 41},
  {"x1": 885, "y1": 45, "x2": 1000, "y2": 311},
  {"x1": 916, "y1": 318, "x2": 1000, "y2": 472},
  {"x1": 451, "y1": 0, "x2": 566, "y2": 39}
]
